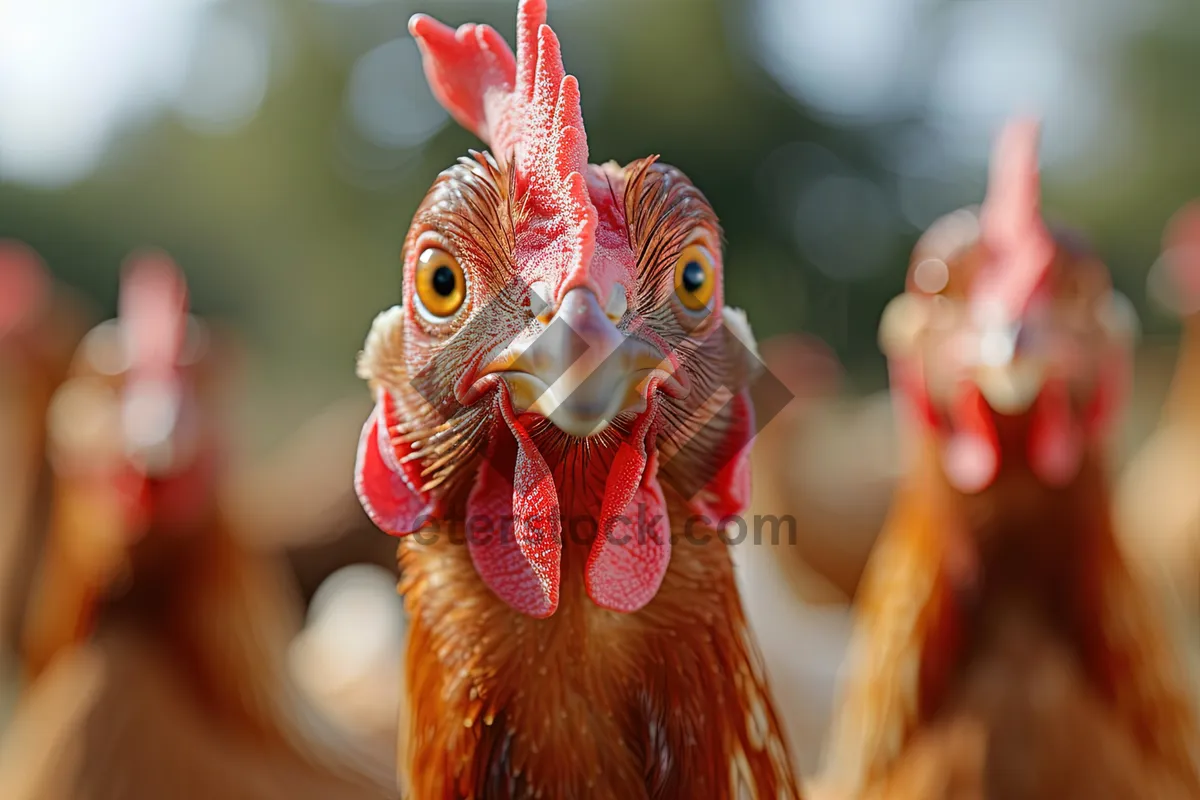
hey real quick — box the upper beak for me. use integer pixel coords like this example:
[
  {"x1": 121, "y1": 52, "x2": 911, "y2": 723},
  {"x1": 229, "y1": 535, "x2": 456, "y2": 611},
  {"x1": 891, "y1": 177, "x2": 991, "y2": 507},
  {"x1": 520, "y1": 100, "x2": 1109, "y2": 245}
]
[
  {"x1": 121, "y1": 377, "x2": 184, "y2": 476},
  {"x1": 477, "y1": 288, "x2": 673, "y2": 437},
  {"x1": 975, "y1": 361, "x2": 1046, "y2": 415},
  {"x1": 972, "y1": 323, "x2": 1046, "y2": 414}
]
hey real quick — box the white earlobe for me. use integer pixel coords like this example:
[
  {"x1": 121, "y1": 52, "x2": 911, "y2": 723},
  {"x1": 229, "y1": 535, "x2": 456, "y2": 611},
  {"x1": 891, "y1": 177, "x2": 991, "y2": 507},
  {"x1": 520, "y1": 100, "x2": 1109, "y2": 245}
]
[
  {"x1": 878, "y1": 293, "x2": 931, "y2": 358},
  {"x1": 722, "y1": 306, "x2": 764, "y2": 383},
  {"x1": 722, "y1": 306, "x2": 759, "y2": 359},
  {"x1": 357, "y1": 305, "x2": 407, "y2": 388}
]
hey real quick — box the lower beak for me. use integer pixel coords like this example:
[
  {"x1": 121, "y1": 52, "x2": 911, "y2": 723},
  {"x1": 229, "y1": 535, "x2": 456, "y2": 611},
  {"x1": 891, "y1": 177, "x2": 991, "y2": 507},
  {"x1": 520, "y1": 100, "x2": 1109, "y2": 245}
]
[
  {"x1": 974, "y1": 360, "x2": 1046, "y2": 415},
  {"x1": 478, "y1": 288, "x2": 673, "y2": 437}
]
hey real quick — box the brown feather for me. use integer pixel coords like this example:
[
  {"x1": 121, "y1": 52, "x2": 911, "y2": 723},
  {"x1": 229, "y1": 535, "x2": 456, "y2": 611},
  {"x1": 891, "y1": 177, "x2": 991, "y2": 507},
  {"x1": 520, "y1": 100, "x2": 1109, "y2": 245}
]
[
  {"x1": 398, "y1": 501, "x2": 798, "y2": 799},
  {"x1": 819, "y1": 436, "x2": 1200, "y2": 800},
  {"x1": 4, "y1": 511, "x2": 396, "y2": 800}
]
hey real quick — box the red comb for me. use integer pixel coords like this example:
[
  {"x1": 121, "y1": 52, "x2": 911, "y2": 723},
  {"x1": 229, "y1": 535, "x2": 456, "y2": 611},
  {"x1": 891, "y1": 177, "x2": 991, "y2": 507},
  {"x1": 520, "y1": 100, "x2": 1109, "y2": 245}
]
[
  {"x1": 976, "y1": 118, "x2": 1056, "y2": 320},
  {"x1": 1163, "y1": 201, "x2": 1200, "y2": 305},
  {"x1": 410, "y1": 0, "x2": 596, "y2": 281},
  {"x1": 0, "y1": 240, "x2": 49, "y2": 339},
  {"x1": 119, "y1": 249, "x2": 189, "y2": 379}
]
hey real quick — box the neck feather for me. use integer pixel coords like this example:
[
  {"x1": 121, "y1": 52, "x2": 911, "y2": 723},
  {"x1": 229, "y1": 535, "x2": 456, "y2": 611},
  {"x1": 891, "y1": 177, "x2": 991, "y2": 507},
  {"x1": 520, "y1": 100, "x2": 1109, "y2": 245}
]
[{"x1": 397, "y1": 501, "x2": 803, "y2": 798}]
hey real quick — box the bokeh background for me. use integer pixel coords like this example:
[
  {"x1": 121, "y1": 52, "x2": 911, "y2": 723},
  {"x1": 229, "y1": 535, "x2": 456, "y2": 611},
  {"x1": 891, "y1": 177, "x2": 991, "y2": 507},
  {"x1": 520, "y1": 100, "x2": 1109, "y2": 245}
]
[{"x1": 4, "y1": 0, "x2": 1199, "y2": 452}]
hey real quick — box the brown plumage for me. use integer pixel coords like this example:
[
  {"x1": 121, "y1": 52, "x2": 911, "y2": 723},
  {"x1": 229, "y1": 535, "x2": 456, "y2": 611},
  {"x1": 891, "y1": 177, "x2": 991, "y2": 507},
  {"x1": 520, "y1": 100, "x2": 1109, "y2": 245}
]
[
  {"x1": 821, "y1": 446, "x2": 1200, "y2": 799},
  {"x1": 816, "y1": 123, "x2": 1200, "y2": 799},
  {"x1": 398, "y1": 511, "x2": 794, "y2": 799},
  {"x1": 0, "y1": 255, "x2": 393, "y2": 800},
  {"x1": 0, "y1": 243, "x2": 90, "y2": 662}
]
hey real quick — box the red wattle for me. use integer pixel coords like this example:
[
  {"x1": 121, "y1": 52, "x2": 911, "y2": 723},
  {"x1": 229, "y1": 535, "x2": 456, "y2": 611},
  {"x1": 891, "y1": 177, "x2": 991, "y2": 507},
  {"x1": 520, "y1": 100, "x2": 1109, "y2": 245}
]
[
  {"x1": 353, "y1": 388, "x2": 432, "y2": 535},
  {"x1": 465, "y1": 391, "x2": 561, "y2": 618},
  {"x1": 1028, "y1": 377, "x2": 1083, "y2": 487},
  {"x1": 943, "y1": 384, "x2": 1000, "y2": 494},
  {"x1": 586, "y1": 406, "x2": 670, "y2": 613}
]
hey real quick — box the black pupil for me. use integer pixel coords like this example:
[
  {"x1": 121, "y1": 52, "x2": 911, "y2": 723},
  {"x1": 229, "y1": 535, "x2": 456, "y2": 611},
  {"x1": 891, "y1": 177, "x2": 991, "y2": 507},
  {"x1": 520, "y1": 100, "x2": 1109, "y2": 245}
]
[
  {"x1": 681, "y1": 261, "x2": 706, "y2": 293},
  {"x1": 431, "y1": 265, "x2": 457, "y2": 297}
]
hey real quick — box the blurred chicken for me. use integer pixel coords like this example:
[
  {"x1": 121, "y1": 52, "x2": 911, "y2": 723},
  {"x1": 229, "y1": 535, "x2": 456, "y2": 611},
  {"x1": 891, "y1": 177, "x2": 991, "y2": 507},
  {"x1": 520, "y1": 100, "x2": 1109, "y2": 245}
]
[
  {"x1": 0, "y1": 244, "x2": 52, "y2": 652},
  {"x1": 1116, "y1": 202, "x2": 1200, "y2": 662},
  {"x1": 0, "y1": 252, "x2": 392, "y2": 800},
  {"x1": 0, "y1": 243, "x2": 90, "y2": 718},
  {"x1": 816, "y1": 121, "x2": 1200, "y2": 799}
]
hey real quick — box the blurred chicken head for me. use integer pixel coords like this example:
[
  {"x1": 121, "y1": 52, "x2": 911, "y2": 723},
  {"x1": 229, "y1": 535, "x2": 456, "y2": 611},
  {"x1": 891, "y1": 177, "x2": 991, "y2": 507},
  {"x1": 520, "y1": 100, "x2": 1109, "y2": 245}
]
[
  {"x1": 879, "y1": 120, "x2": 1137, "y2": 494},
  {"x1": 354, "y1": 0, "x2": 761, "y2": 617},
  {"x1": 45, "y1": 251, "x2": 219, "y2": 550}
]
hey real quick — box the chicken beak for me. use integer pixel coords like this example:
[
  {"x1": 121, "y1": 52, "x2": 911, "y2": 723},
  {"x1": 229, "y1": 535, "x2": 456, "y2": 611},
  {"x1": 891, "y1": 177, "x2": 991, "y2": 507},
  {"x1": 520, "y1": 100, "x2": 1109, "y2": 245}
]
[
  {"x1": 479, "y1": 287, "x2": 672, "y2": 438},
  {"x1": 121, "y1": 377, "x2": 185, "y2": 476},
  {"x1": 970, "y1": 319, "x2": 1048, "y2": 415},
  {"x1": 974, "y1": 361, "x2": 1047, "y2": 415}
]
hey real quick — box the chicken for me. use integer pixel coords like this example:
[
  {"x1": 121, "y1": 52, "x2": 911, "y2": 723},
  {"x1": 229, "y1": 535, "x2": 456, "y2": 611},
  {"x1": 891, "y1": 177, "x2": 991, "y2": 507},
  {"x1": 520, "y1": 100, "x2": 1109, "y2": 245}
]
[
  {"x1": 1115, "y1": 202, "x2": 1200, "y2": 661},
  {"x1": 814, "y1": 120, "x2": 1200, "y2": 799},
  {"x1": 0, "y1": 243, "x2": 92, "y2": 728},
  {"x1": 0, "y1": 243, "x2": 89, "y2": 660},
  {"x1": 351, "y1": 1, "x2": 802, "y2": 795},
  {"x1": 0, "y1": 252, "x2": 392, "y2": 800},
  {"x1": 0, "y1": 243, "x2": 53, "y2": 658}
]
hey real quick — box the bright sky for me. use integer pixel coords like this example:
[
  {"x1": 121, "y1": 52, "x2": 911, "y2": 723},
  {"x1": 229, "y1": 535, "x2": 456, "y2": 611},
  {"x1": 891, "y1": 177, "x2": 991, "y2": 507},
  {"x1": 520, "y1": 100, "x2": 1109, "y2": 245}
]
[{"x1": 0, "y1": 0, "x2": 269, "y2": 188}]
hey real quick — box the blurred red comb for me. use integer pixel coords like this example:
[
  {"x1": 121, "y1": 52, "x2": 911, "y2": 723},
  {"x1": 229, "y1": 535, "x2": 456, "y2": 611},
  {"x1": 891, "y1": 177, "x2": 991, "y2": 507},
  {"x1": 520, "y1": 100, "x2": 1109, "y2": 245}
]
[
  {"x1": 410, "y1": 0, "x2": 596, "y2": 281},
  {"x1": 119, "y1": 249, "x2": 189, "y2": 379},
  {"x1": 0, "y1": 240, "x2": 50, "y2": 339},
  {"x1": 976, "y1": 118, "x2": 1056, "y2": 319},
  {"x1": 1163, "y1": 201, "x2": 1200, "y2": 306}
]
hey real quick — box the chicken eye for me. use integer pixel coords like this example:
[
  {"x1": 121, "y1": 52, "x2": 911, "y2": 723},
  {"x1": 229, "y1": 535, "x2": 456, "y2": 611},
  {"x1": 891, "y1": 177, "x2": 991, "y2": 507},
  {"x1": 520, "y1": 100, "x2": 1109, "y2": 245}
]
[
  {"x1": 414, "y1": 247, "x2": 466, "y2": 319},
  {"x1": 673, "y1": 244, "x2": 715, "y2": 312}
]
